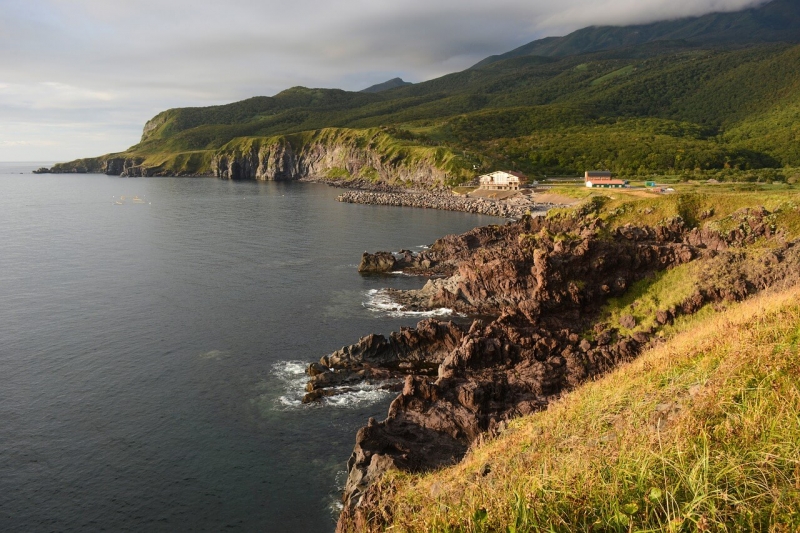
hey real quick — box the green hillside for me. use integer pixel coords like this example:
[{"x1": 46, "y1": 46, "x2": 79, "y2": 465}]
[{"x1": 53, "y1": 0, "x2": 800, "y2": 184}]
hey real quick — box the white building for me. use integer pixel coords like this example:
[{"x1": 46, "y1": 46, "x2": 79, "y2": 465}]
[
  {"x1": 584, "y1": 170, "x2": 627, "y2": 188},
  {"x1": 478, "y1": 171, "x2": 527, "y2": 191}
]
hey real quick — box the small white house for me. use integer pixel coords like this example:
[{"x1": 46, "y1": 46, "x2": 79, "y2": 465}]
[{"x1": 478, "y1": 171, "x2": 527, "y2": 191}]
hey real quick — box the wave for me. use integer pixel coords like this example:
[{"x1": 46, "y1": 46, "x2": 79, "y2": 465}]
[
  {"x1": 362, "y1": 289, "x2": 459, "y2": 318},
  {"x1": 271, "y1": 360, "x2": 397, "y2": 409},
  {"x1": 271, "y1": 360, "x2": 311, "y2": 408}
]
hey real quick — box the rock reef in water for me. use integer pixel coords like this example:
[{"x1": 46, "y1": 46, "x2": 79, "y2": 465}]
[{"x1": 318, "y1": 206, "x2": 800, "y2": 532}]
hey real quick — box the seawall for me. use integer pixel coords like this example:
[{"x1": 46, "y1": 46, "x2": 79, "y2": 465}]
[{"x1": 337, "y1": 190, "x2": 549, "y2": 218}]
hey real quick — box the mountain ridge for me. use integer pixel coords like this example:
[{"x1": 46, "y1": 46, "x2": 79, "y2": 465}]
[
  {"x1": 473, "y1": 0, "x2": 800, "y2": 67},
  {"x1": 361, "y1": 78, "x2": 414, "y2": 93}
]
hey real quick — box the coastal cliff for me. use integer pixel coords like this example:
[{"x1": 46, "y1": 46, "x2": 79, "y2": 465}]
[
  {"x1": 317, "y1": 192, "x2": 800, "y2": 532},
  {"x1": 43, "y1": 127, "x2": 467, "y2": 187}
]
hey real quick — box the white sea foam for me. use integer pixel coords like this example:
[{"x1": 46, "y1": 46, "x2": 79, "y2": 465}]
[
  {"x1": 272, "y1": 360, "x2": 308, "y2": 376},
  {"x1": 362, "y1": 289, "x2": 457, "y2": 318},
  {"x1": 322, "y1": 381, "x2": 396, "y2": 408},
  {"x1": 199, "y1": 349, "x2": 230, "y2": 360},
  {"x1": 271, "y1": 360, "x2": 397, "y2": 409},
  {"x1": 326, "y1": 473, "x2": 347, "y2": 519},
  {"x1": 271, "y1": 360, "x2": 310, "y2": 408}
]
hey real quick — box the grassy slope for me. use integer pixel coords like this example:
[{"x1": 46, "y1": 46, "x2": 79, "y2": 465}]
[{"x1": 356, "y1": 284, "x2": 800, "y2": 532}]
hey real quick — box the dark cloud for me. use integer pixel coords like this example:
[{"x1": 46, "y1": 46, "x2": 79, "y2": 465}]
[{"x1": 0, "y1": 0, "x2": 768, "y2": 160}]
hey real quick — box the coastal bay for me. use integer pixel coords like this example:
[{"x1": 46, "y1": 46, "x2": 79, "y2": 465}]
[{"x1": 0, "y1": 165, "x2": 502, "y2": 532}]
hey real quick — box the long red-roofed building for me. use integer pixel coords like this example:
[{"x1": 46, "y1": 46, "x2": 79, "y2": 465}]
[{"x1": 584, "y1": 171, "x2": 627, "y2": 188}]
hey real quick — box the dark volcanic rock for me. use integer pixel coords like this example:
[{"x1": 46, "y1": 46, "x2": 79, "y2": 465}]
[
  {"x1": 358, "y1": 252, "x2": 397, "y2": 273},
  {"x1": 303, "y1": 319, "x2": 465, "y2": 404}
]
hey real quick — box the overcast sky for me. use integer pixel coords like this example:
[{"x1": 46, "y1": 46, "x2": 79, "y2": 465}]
[{"x1": 0, "y1": 0, "x2": 768, "y2": 162}]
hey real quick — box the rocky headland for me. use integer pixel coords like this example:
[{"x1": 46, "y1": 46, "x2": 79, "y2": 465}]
[
  {"x1": 36, "y1": 129, "x2": 462, "y2": 185},
  {"x1": 303, "y1": 201, "x2": 800, "y2": 532}
]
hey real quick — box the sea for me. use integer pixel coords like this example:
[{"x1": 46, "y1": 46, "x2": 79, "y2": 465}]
[{"x1": 0, "y1": 163, "x2": 502, "y2": 532}]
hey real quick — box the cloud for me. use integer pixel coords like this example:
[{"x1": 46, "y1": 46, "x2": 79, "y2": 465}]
[
  {"x1": 0, "y1": 140, "x2": 50, "y2": 147},
  {"x1": 0, "y1": 0, "x2": 769, "y2": 161}
]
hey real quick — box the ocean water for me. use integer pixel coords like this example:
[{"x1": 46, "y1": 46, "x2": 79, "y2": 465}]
[{"x1": 0, "y1": 163, "x2": 501, "y2": 532}]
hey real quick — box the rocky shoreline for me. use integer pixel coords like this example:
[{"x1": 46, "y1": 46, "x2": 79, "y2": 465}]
[
  {"x1": 337, "y1": 190, "x2": 549, "y2": 218},
  {"x1": 304, "y1": 204, "x2": 800, "y2": 533}
]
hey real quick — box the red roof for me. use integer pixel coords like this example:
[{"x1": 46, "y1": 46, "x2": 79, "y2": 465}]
[{"x1": 589, "y1": 179, "x2": 626, "y2": 185}]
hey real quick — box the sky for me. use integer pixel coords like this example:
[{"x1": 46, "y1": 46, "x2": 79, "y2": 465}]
[{"x1": 0, "y1": 0, "x2": 769, "y2": 162}]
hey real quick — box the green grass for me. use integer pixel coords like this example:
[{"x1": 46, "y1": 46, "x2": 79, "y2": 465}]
[
  {"x1": 554, "y1": 190, "x2": 800, "y2": 238},
  {"x1": 590, "y1": 65, "x2": 636, "y2": 86},
  {"x1": 596, "y1": 262, "x2": 703, "y2": 335},
  {"x1": 326, "y1": 166, "x2": 352, "y2": 180}
]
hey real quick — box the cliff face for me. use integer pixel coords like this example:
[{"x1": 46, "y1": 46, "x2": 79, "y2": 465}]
[
  {"x1": 209, "y1": 138, "x2": 450, "y2": 186},
  {"x1": 141, "y1": 113, "x2": 168, "y2": 142},
  {"x1": 46, "y1": 156, "x2": 186, "y2": 177},
  {"x1": 47, "y1": 130, "x2": 456, "y2": 187}
]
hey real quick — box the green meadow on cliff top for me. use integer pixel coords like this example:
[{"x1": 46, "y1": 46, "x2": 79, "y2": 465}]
[{"x1": 55, "y1": 0, "x2": 800, "y2": 184}]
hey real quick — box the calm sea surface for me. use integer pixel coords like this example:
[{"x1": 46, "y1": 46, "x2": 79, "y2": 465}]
[{"x1": 0, "y1": 163, "x2": 501, "y2": 532}]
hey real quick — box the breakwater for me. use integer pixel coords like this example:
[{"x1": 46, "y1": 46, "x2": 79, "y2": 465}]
[{"x1": 337, "y1": 190, "x2": 543, "y2": 218}]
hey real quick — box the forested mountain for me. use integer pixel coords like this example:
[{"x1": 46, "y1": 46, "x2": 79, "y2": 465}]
[
  {"x1": 54, "y1": 0, "x2": 800, "y2": 184},
  {"x1": 474, "y1": 0, "x2": 800, "y2": 66}
]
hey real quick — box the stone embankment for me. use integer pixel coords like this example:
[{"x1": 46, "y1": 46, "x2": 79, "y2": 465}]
[{"x1": 337, "y1": 190, "x2": 546, "y2": 218}]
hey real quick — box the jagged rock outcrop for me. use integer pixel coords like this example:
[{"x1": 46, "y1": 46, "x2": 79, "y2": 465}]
[
  {"x1": 358, "y1": 252, "x2": 398, "y2": 273},
  {"x1": 303, "y1": 320, "x2": 465, "y2": 403},
  {"x1": 331, "y1": 206, "x2": 799, "y2": 532},
  {"x1": 357, "y1": 249, "x2": 438, "y2": 273}
]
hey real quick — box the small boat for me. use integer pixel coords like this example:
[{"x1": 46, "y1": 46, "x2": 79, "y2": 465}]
[{"x1": 132, "y1": 196, "x2": 145, "y2": 204}]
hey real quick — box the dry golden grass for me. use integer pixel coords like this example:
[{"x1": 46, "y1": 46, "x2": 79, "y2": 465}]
[{"x1": 355, "y1": 286, "x2": 800, "y2": 532}]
